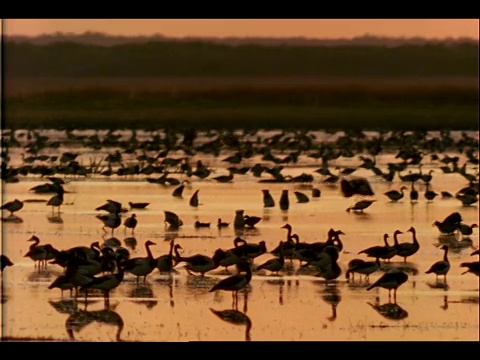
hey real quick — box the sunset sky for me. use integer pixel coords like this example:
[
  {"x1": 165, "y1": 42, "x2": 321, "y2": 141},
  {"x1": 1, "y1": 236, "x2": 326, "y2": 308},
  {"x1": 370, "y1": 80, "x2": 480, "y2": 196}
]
[{"x1": 4, "y1": 19, "x2": 479, "y2": 39}]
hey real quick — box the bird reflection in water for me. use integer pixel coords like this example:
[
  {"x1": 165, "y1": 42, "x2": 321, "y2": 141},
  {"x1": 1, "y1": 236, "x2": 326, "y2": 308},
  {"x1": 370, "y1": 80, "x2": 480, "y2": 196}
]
[
  {"x1": 47, "y1": 214, "x2": 63, "y2": 224},
  {"x1": 440, "y1": 295, "x2": 449, "y2": 310},
  {"x1": 266, "y1": 278, "x2": 285, "y2": 305},
  {"x1": 380, "y1": 262, "x2": 419, "y2": 276},
  {"x1": 28, "y1": 267, "x2": 59, "y2": 283},
  {"x1": 435, "y1": 236, "x2": 474, "y2": 254},
  {"x1": 426, "y1": 281, "x2": 450, "y2": 291},
  {"x1": 65, "y1": 302, "x2": 124, "y2": 342},
  {"x1": 367, "y1": 296, "x2": 408, "y2": 321},
  {"x1": 320, "y1": 285, "x2": 341, "y2": 321},
  {"x1": 210, "y1": 291, "x2": 251, "y2": 341},
  {"x1": 1, "y1": 215, "x2": 23, "y2": 223},
  {"x1": 101, "y1": 236, "x2": 122, "y2": 249},
  {"x1": 123, "y1": 237, "x2": 137, "y2": 251},
  {"x1": 127, "y1": 282, "x2": 157, "y2": 309},
  {"x1": 154, "y1": 274, "x2": 177, "y2": 308}
]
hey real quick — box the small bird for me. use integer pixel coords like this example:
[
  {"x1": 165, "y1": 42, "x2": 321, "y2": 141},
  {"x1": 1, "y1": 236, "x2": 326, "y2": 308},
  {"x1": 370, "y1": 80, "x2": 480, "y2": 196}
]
[
  {"x1": 367, "y1": 269, "x2": 409, "y2": 302},
  {"x1": 1, "y1": 199, "x2": 24, "y2": 216},
  {"x1": 425, "y1": 245, "x2": 450, "y2": 282},
  {"x1": 194, "y1": 220, "x2": 211, "y2": 228},
  {"x1": 294, "y1": 191, "x2": 310, "y2": 203},
  {"x1": 123, "y1": 214, "x2": 138, "y2": 235},
  {"x1": 261, "y1": 189, "x2": 275, "y2": 208},
  {"x1": 217, "y1": 218, "x2": 229, "y2": 229},
  {"x1": 0, "y1": 254, "x2": 14, "y2": 272}
]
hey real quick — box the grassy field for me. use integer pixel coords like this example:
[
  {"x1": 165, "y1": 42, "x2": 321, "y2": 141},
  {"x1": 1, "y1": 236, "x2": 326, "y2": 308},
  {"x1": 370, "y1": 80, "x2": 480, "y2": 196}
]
[{"x1": 3, "y1": 76, "x2": 479, "y2": 131}]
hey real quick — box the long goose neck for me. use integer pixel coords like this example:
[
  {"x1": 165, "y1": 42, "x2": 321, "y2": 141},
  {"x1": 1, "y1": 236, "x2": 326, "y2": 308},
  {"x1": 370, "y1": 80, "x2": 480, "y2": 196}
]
[
  {"x1": 443, "y1": 247, "x2": 449, "y2": 261},
  {"x1": 145, "y1": 242, "x2": 154, "y2": 259},
  {"x1": 174, "y1": 246, "x2": 183, "y2": 261},
  {"x1": 334, "y1": 234, "x2": 343, "y2": 251},
  {"x1": 410, "y1": 229, "x2": 418, "y2": 245},
  {"x1": 383, "y1": 235, "x2": 390, "y2": 247},
  {"x1": 393, "y1": 233, "x2": 400, "y2": 245},
  {"x1": 285, "y1": 226, "x2": 292, "y2": 240},
  {"x1": 30, "y1": 238, "x2": 40, "y2": 249}
]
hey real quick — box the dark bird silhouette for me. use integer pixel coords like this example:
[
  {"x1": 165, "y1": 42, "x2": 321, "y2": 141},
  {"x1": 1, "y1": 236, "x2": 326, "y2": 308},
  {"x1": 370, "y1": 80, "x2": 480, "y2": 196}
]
[
  {"x1": 261, "y1": 189, "x2": 275, "y2": 208},
  {"x1": 209, "y1": 259, "x2": 252, "y2": 308},
  {"x1": 367, "y1": 270, "x2": 409, "y2": 302},
  {"x1": 425, "y1": 245, "x2": 450, "y2": 282},
  {"x1": 189, "y1": 189, "x2": 200, "y2": 207},
  {"x1": 1, "y1": 199, "x2": 24, "y2": 216},
  {"x1": 0, "y1": 254, "x2": 14, "y2": 272},
  {"x1": 279, "y1": 189, "x2": 289, "y2": 210},
  {"x1": 123, "y1": 214, "x2": 138, "y2": 235}
]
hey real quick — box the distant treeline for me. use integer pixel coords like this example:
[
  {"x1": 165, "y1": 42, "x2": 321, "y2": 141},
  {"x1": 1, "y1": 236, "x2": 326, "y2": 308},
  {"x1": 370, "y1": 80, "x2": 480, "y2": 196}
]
[{"x1": 5, "y1": 41, "x2": 478, "y2": 78}]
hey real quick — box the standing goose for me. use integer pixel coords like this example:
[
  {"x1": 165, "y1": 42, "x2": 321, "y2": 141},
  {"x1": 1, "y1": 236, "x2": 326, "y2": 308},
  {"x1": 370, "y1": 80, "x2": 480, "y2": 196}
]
[
  {"x1": 256, "y1": 241, "x2": 285, "y2": 275},
  {"x1": 367, "y1": 269, "x2": 409, "y2": 302},
  {"x1": 312, "y1": 246, "x2": 342, "y2": 284},
  {"x1": 123, "y1": 214, "x2": 138, "y2": 235},
  {"x1": 209, "y1": 259, "x2": 252, "y2": 307},
  {"x1": 24, "y1": 235, "x2": 59, "y2": 268},
  {"x1": 174, "y1": 244, "x2": 220, "y2": 276},
  {"x1": 96, "y1": 212, "x2": 122, "y2": 237},
  {"x1": 424, "y1": 183, "x2": 438, "y2": 202},
  {"x1": 156, "y1": 239, "x2": 176, "y2": 274},
  {"x1": 122, "y1": 240, "x2": 157, "y2": 283},
  {"x1": 425, "y1": 245, "x2": 450, "y2": 282},
  {"x1": 172, "y1": 180, "x2": 189, "y2": 198},
  {"x1": 457, "y1": 223, "x2": 478, "y2": 237},
  {"x1": 262, "y1": 189, "x2": 275, "y2": 208},
  {"x1": 384, "y1": 186, "x2": 407, "y2": 202},
  {"x1": 212, "y1": 248, "x2": 242, "y2": 273},
  {"x1": 80, "y1": 258, "x2": 125, "y2": 305},
  {"x1": 232, "y1": 239, "x2": 267, "y2": 262},
  {"x1": 409, "y1": 181, "x2": 419, "y2": 203},
  {"x1": 270, "y1": 223, "x2": 296, "y2": 259},
  {"x1": 358, "y1": 233, "x2": 397, "y2": 263},
  {"x1": 394, "y1": 227, "x2": 420, "y2": 263},
  {"x1": 346, "y1": 258, "x2": 381, "y2": 282},
  {"x1": 47, "y1": 185, "x2": 64, "y2": 215}
]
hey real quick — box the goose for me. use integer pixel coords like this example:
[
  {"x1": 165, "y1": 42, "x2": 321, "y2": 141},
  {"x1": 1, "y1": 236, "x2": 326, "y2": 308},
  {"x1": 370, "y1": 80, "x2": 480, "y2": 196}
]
[
  {"x1": 394, "y1": 227, "x2": 420, "y2": 263},
  {"x1": 311, "y1": 188, "x2": 321, "y2": 198},
  {"x1": 122, "y1": 240, "x2": 157, "y2": 283},
  {"x1": 384, "y1": 186, "x2": 407, "y2": 202},
  {"x1": 457, "y1": 223, "x2": 478, "y2": 237},
  {"x1": 232, "y1": 239, "x2": 267, "y2": 261},
  {"x1": 212, "y1": 248, "x2": 242, "y2": 273},
  {"x1": 128, "y1": 201, "x2": 149, "y2": 210},
  {"x1": 261, "y1": 189, "x2": 275, "y2": 207},
  {"x1": 156, "y1": 240, "x2": 176, "y2": 273},
  {"x1": 174, "y1": 244, "x2": 220, "y2": 276},
  {"x1": 346, "y1": 199, "x2": 376, "y2": 212},
  {"x1": 358, "y1": 233, "x2": 397, "y2": 262},
  {"x1": 48, "y1": 260, "x2": 95, "y2": 298},
  {"x1": 295, "y1": 229, "x2": 344, "y2": 266},
  {"x1": 256, "y1": 241, "x2": 285, "y2": 275},
  {"x1": 189, "y1": 189, "x2": 200, "y2": 207},
  {"x1": 425, "y1": 245, "x2": 450, "y2": 282},
  {"x1": 424, "y1": 183, "x2": 438, "y2": 202},
  {"x1": 96, "y1": 212, "x2": 122, "y2": 236},
  {"x1": 346, "y1": 258, "x2": 381, "y2": 282},
  {"x1": 95, "y1": 199, "x2": 126, "y2": 214},
  {"x1": 233, "y1": 209, "x2": 245, "y2": 229},
  {"x1": 80, "y1": 259, "x2": 125, "y2": 305},
  {"x1": 0, "y1": 254, "x2": 14, "y2": 272},
  {"x1": 279, "y1": 189, "x2": 289, "y2": 210},
  {"x1": 294, "y1": 191, "x2": 310, "y2": 203},
  {"x1": 172, "y1": 180, "x2": 188, "y2": 197},
  {"x1": 243, "y1": 215, "x2": 261, "y2": 228},
  {"x1": 312, "y1": 246, "x2": 342, "y2": 284},
  {"x1": 460, "y1": 261, "x2": 480, "y2": 276},
  {"x1": 217, "y1": 218, "x2": 229, "y2": 229},
  {"x1": 1, "y1": 199, "x2": 24, "y2": 216},
  {"x1": 433, "y1": 213, "x2": 461, "y2": 235},
  {"x1": 209, "y1": 259, "x2": 252, "y2": 305},
  {"x1": 270, "y1": 223, "x2": 296, "y2": 259},
  {"x1": 123, "y1": 214, "x2": 138, "y2": 235},
  {"x1": 47, "y1": 185, "x2": 64, "y2": 215},
  {"x1": 409, "y1": 181, "x2": 419, "y2": 203},
  {"x1": 24, "y1": 235, "x2": 60, "y2": 268},
  {"x1": 366, "y1": 269, "x2": 409, "y2": 302},
  {"x1": 194, "y1": 220, "x2": 211, "y2": 228}
]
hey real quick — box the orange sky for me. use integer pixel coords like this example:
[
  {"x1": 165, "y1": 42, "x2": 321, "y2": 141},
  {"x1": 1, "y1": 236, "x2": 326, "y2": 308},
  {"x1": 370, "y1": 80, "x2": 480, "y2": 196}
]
[{"x1": 3, "y1": 19, "x2": 479, "y2": 39}]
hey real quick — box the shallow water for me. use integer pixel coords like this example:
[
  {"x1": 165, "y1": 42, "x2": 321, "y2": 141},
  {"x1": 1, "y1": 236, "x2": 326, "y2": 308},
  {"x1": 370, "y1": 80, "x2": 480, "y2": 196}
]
[{"x1": 1, "y1": 130, "x2": 479, "y2": 342}]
